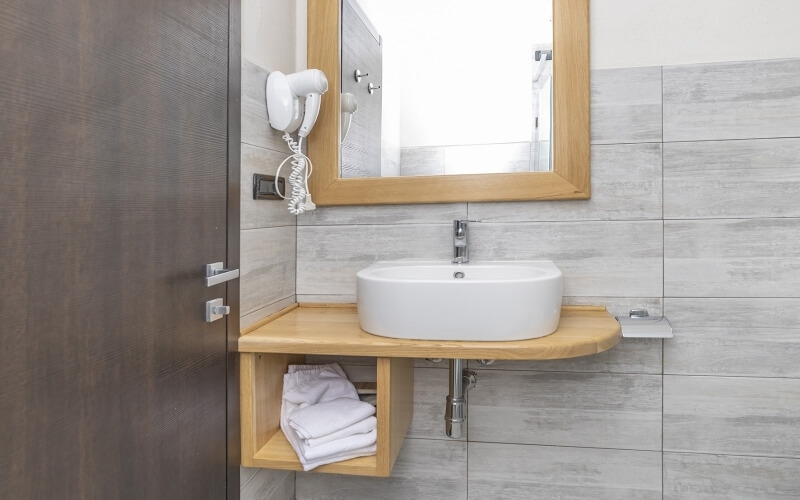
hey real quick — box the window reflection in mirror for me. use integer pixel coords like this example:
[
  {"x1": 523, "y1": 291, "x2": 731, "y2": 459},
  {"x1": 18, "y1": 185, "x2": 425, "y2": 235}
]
[{"x1": 340, "y1": 0, "x2": 553, "y2": 179}]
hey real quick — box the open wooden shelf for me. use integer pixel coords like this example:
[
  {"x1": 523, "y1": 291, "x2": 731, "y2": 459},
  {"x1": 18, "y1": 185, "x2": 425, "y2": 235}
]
[
  {"x1": 239, "y1": 304, "x2": 622, "y2": 360},
  {"x1": 240, "y1": 352, "x2": 412, "y2": 477},
  {"x1": 251, "y1": 429, "x2": 378, "y2": 476}
]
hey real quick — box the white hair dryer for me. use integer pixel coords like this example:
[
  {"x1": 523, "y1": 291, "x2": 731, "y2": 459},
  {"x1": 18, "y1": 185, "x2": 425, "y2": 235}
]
[
  {"x1": 266, "y1": 69, "x2": 329, "y2": 137},
  {"x1": 265, "y1": 69, "x2": 328, "y2": 215}
]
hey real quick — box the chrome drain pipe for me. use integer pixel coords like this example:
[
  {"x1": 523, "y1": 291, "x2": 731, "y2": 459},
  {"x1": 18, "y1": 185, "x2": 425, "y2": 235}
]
[{"x1": 444, "y1": 359, "x2": 477, "y2": 439}]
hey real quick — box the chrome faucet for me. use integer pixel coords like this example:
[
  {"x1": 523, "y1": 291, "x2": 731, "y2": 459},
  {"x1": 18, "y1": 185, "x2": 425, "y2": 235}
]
[{"x1": 452, "y1": 220, "x2": 469, "y2": 264}]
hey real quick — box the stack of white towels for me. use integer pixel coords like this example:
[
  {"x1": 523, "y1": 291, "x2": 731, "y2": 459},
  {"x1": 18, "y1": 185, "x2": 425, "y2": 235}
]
[{"x1": 281, "y1": 363, "x2": 377, "y2": 471}]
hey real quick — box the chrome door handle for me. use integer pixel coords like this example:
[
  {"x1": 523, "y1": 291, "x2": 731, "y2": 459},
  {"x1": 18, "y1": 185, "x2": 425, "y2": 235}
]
[{"x1": 205, "y1": 262, "x2": 240, "y2": 287}]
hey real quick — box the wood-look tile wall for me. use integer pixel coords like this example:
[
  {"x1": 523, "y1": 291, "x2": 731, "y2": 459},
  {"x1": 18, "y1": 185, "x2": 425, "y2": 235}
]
[
  {"x1": 239, "y1": 58, "x2": 297, "y2": 329},
  {"x1": 291, "y1": 58, "x2": 800, "y2": 499}
]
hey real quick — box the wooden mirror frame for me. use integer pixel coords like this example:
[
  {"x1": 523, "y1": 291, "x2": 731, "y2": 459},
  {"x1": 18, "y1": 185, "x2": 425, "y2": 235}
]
[{"x1": 307, "y1": 0, "x2": 589, "y2": 205}]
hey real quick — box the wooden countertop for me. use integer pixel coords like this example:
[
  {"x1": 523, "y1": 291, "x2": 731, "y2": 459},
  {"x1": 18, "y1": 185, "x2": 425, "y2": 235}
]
[{"x1": 238, "y1": 304, "x2": 621, "y2": 360}]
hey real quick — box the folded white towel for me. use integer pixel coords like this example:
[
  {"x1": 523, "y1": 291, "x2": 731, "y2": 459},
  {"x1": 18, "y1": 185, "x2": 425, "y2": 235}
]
[
  {"x1": 298, "y1": 428, "x2": 377, "y2": 462},
  {"x1": 280, "y1": 363, "x2": 377, "y2": 470},
  {"x1": 283, "y1": 365, "x2": 359, "y2": 408},
  {"x1": 300, "y1": 443, "x2": 377, "y2": 472},
  {"x1": 305, "y1": 415, "x2": 377, "y2": 448},
  {"x1": 288, "y1": 397, "x2": 376, "y2": 440}
]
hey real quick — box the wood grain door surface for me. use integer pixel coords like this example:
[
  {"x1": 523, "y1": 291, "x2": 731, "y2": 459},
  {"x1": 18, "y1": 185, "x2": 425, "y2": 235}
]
[{"x1": 1, "y1": 0, "x2": 233, "y2": 498}]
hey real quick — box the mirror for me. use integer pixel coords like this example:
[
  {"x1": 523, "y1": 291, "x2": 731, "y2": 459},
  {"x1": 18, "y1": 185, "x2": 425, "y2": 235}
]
[
  {"x1": 340, "y1": 0, "x2": 554, "y2": 179},
  {"x1": 308, "y1": 0, "x2": 589, "y2": 205}
]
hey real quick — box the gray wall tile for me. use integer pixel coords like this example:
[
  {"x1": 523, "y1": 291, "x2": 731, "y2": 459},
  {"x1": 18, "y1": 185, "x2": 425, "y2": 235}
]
[
  {"x1": 241, "y1": 226, "x2": 296, "y2": 316},
  {"x1": 241, "y1": 295, "x2": 296, "y2": 331},
  {"x1": 241, "y1": 468, "x2": 294, "y2": 500},
  {"x1": 664, "y1": 452, "x2": 800, "y2": 500},
  {"x1": 664, "y1": 298, "x2": 800, "y2": 377},
  {"x1": 470, "y1": 221, "x2": 664, "y2": 297},
  {"x1": 469, "y1": 443, "x2": 662, "y2": 500},
  {"x1": 591, "y1": 66, "x2": 662, "y2": 144},
  {"x1": 664, "y1": 138, "x2": 800, "y2": 219},
  {"x1": 663, "y1": 58, "x2": 800, "y2": 142},
  {"x1": 470, "y1": 143, "x2": 663, "y2": 222},
  {"x1": 469, "y1": 371, "x2": 662, "y2": 450},
  {"x1": 240, "y1": 466, "x2": 259, "y2": 489},
  {"x1": 664, "y1": 375, "x2": 800, "y2": 457},
  {"x1": 297, "y1": 203, "x2": 466, "y2": 226},
  {"x1": 295, "y1": 438, "x2": 467, "y2": 500},
  {"x1": 664, "y1": 218, "x2": 800, "y2": 297},
  {"x1": 296, "y1": 223, "x2": 452, "y2": 295},
  {"x1": 241, "y1": 58, "x2": 292, "y2": 152},
  {"x1": 241, "y1": 143, "x2": 297, "y2": 230}
]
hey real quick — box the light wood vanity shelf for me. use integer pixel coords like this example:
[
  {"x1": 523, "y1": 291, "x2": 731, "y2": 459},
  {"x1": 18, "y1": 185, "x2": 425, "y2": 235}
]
[{"x1": 239, "y1": 303, "x2": 620, "y2": 476}]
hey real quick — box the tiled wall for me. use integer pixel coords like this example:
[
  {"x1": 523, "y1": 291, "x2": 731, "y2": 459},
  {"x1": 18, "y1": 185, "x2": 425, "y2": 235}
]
[
  {"x1": 239, "y1": 57, "x2": 297, "y2": 500},
  {"x1": 291, "y1": 58, "x2": 800, "y2": 499}
]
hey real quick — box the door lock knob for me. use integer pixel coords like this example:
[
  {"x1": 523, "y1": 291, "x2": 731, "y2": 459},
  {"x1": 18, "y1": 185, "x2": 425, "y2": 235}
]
[
  {"x1": 213, "y1": 304, "x2": 230, "y2": 315},
  {"x1": 206, "y1": 298, "x2": 230, "y2": 322}
]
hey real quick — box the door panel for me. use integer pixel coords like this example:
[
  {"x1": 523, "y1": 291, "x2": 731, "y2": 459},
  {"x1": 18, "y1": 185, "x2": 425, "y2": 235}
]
[{"x1": 0, "y1": 0, "x2": 232, "y2": 498}]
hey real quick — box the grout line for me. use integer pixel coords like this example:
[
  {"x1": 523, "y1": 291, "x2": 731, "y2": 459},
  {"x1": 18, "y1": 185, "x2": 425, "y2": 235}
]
[
  {"x1": 662, "y1": 450, "x2": 800, "y2": 461},
  {"x1": 405, "y1": 436, "x2": 800, "y2": 462},
  {"x1": 664, "y1": 215, "x2": 800, "y2": 221},
  {"x1": 663, "y1": 296, "x2": 800, "y2": 299},
  {"x1": 661, "y1": 60, "x2": 666, "y2": 490},
  {"x1": 660, "y1": 61, "x2": 665, "y2": 498},
  {"x1": 661, "y1": 64, "x2": 667, "y2": 500},
  {"x1": 661, "y1": 373, "x2": 800, "y2": 381},
  {"x1": 295, "y1": 216, "x2": 800, "y2": 228},
  {"x1": 591, "y1": 141, "x2": 663, "y2": 146},
  {"x1": 454, "y1": 439, "x2": 662, "y2": 454},
  {"x1": 661, "y1": 135, "x2": 800, "y2": 145},
  {"x1": 240, "y1": 224, "x2": 297, "y2": 232},
  {"x1": 240, "y1": 139, "x2": 291, "y2": 153}
]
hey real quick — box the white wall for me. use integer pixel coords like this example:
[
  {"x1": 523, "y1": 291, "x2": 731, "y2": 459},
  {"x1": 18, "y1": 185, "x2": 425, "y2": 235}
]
[
  {"x1": 591, "y1": 0, "x2": 800, "y2": 69},
  {"x1": 242, "y1": 0, "x2": 306, "y2": 72},
  {"x1": 291, "y1": 0, "x2": 800, "y2": 72}
]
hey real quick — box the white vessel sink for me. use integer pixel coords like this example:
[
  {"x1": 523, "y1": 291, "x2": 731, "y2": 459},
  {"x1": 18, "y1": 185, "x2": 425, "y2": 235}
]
[{"x1": 356, "y1": 261, "x2": 563, "y2": 342}]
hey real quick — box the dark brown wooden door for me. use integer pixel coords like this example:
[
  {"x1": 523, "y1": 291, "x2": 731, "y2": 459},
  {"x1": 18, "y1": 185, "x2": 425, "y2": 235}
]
[{"x1": 1, "y1": 0, "x2": 236, "y2": 498}]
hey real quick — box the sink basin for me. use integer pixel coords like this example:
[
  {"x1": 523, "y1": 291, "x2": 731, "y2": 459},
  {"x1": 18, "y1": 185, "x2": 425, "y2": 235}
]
[{"x1": 356, "y1": 261, "x2": 563, "y2": 341}]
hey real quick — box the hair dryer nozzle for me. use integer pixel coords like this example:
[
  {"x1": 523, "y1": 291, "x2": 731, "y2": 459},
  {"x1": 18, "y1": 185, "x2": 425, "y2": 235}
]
[{"x1": 286, "y1": 69, "x2": 329, "y2": 96}]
